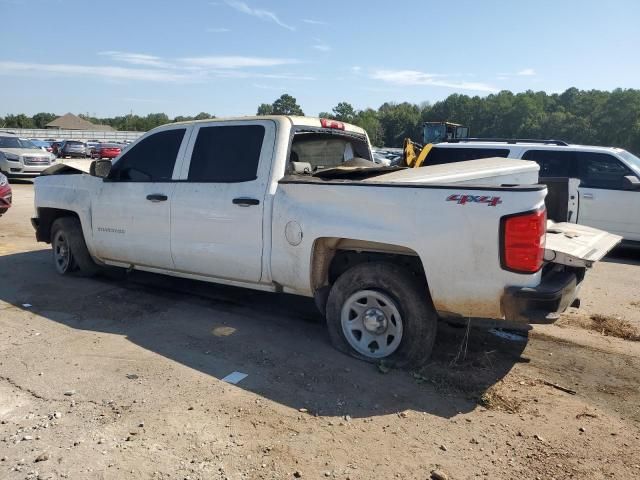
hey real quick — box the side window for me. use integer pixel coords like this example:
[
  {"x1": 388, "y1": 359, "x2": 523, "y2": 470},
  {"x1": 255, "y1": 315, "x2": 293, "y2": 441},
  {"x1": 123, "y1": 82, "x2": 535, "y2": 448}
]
[
  {"x1": 426, "y1": 147, "x2": 509, "y2": 165},
  {"x1": 521, "y1": 150, "x2": 573, "y2": 177},
  {"x1": 111, "y1": 129, "x2": 185, "y2": 182},
  {"x1": 188, "y1": 125, "x2": 265, "y2": 182},
  {"x1": 576, "y1": 152, "x2": 631, "y2": 189},
  {"x1": 464, "y1": 148, "x2": 510, "y2": 160}
]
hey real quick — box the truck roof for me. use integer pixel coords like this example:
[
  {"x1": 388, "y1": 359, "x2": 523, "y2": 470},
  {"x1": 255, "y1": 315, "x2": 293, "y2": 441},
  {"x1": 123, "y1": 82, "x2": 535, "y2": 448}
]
[{"x1": 169, "y1": 115, "x2": 367, "y2": 136}]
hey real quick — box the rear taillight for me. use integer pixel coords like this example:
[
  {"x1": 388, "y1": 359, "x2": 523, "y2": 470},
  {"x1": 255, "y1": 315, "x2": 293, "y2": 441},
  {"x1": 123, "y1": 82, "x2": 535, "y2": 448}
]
[{"x1": 500, "y1": 208, "x2": 546, "y2": 273}]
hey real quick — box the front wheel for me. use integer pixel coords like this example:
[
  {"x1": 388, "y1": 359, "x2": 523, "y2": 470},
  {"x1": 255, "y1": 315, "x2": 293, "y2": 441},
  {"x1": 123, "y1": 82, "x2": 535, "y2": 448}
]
[
  {"x1": 326, "y1": 262, "x2": 438, "y2": 368},
  {"x1": 50, "y1": 217, "x2": 100, "y2": 277}
]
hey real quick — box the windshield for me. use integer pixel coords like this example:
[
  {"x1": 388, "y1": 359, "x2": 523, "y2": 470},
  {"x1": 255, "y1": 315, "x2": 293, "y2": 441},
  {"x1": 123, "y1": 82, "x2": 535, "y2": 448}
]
[
  {"x1": 0, "y1": 136, "x2": 37, "y2": 149},
  {"x1": 619, "y1": 150, "x2": 640, "y2": 174},
  {"x1": 424, "y1": 124, "x2": 446, "y2": 144},
  {"x1": 20, "y1": 138, "x2": 40, "y2": 149}
]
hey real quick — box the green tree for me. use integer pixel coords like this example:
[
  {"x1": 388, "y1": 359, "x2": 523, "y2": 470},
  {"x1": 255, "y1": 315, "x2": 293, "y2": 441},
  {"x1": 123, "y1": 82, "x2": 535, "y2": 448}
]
[
  {"x1": 332, "y1": 102, "x2": 356, "y2": 123},
  {"x1": 257, "y1": 103, "x2": 274, "y2": 116},
  {"x1": 272, "y1": 94, "x2": 304, "y2": 116},
  {"x1": 377, "y1": 102, "x2": 422, "y2": 147},
  {"x1": 352, "y1": 108, "x2": 383, "y2": 146},
  {"x1": 32, "y1": 112, "x2": 57, "y2": 129},
  {"x1": 3, "y1": 114, "x2": 34, "y2": 128},
  {"x1": 194, "y1": 112, "x2": 214, "y2": 120}
]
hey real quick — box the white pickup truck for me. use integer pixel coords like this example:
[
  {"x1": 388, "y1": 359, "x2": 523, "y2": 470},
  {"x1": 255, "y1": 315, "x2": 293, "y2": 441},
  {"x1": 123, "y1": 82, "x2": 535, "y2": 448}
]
[{"x1": 32, "y1": 116, "x2": 621, "y2": 367}]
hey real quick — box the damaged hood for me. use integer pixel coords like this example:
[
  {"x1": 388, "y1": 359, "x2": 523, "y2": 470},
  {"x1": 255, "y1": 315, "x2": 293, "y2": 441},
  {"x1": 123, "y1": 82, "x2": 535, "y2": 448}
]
[{"x1": 41, "y1": 160, "x2": 92, "y2": 176}]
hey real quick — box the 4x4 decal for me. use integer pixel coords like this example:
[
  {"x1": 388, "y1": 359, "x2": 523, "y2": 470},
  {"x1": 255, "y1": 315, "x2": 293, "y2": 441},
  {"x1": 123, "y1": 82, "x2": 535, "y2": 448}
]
[{"x1": 446, "y1": 194, "x2": 502, "y2": 207}]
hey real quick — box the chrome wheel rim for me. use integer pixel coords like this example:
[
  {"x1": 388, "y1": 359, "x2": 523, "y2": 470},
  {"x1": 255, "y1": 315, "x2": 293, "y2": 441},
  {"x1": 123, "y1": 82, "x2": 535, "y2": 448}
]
[
  {"x1": 340, "y1": 290, "x2": 403, "y2": 359},
  {"x1": 53, "y1": 230, "x2": 72, "y2": 274}
]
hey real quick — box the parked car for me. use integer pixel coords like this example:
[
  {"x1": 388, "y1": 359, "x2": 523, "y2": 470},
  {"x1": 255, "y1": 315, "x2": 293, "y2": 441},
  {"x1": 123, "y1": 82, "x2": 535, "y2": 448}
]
[
  {"x1": 30, "y1": 139, "x2": 54, "y2": 153},
  {"x1": 0, "y1": 172, "x2": 11, "y2": 216},
  {"x1": 0, "y1": 133, "x2": 56, "y2": 178},
  {"x1": 58, "y1": 140, "x2": 87, "y2": 158},
  {"x1": 31, "y1": 116, "x2": 620, "y2": 367},
  {"x1": 90, "y1": 143, "x2": 122, "y2": 159},
  {"x1": 50, "y1": 141, "x2": 64, "y2": 156},
  {"x1": 418, "y1": 139, "x2": 640, "y2": 243},
  {"x1": 86, "y1": 142, "x2": 100, "y2": 155}
]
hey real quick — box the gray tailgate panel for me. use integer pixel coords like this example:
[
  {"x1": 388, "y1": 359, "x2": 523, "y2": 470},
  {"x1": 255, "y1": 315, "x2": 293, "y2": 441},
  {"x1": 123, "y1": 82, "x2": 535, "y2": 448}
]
[{"x1": 544, "y1": 221, "x2": 622, "y2": 268}]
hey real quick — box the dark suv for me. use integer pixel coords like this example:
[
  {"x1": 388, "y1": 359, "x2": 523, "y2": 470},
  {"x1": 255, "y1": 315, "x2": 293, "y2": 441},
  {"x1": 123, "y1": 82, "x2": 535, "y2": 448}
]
[{"x1": 58, "y1": 141, "x2": 87, "y2": 158}]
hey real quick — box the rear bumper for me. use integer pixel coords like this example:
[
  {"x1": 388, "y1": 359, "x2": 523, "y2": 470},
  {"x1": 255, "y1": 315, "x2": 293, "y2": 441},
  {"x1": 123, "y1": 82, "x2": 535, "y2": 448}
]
[{"x1": 502, "y1": 268, "x2": 584, "y2": 323}]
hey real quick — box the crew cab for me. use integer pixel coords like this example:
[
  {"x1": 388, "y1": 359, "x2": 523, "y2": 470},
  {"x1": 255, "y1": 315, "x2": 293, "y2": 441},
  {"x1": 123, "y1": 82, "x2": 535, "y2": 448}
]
[
  {"x1": 31, "y1": 117, "x2": 620, "y2": 367},
  {"x1": 420, "y1": 139, "x2": 640, "y2": 243}
]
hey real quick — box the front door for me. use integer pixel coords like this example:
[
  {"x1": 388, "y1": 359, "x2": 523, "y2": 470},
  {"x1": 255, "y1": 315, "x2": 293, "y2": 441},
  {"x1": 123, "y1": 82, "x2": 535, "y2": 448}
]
[
  {"x1": 574, "y1": 152, "x2": 640, "y2": 241},
  {"x1": 92, "y1": 127, "x2": 190, "y2": 269},
  {"x1": 171, "y1": 120, "x2": 276, "y2": 283}
]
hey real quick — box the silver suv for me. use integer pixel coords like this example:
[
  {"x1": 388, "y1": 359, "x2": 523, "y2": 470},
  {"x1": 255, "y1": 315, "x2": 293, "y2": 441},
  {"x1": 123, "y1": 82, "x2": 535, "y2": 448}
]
[{"x1": 0, "y1": 132, "x2": 56, "y2": 178}]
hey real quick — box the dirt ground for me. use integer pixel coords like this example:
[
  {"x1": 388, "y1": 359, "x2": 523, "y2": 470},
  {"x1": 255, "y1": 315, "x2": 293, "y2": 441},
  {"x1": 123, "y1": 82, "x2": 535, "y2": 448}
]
[{"x1": 1, "y1": 182, "x2": 639, "y2": 480}]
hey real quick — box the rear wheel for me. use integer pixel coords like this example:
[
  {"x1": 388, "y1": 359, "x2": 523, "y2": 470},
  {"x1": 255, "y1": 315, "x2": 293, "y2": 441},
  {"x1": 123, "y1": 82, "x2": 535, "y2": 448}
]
[
  {"x1": 326, "y1": 261, "x2": 438, "y2": 368},
  {"x1": 50, "y1": 217, "x2": 100, "y2": 277}
]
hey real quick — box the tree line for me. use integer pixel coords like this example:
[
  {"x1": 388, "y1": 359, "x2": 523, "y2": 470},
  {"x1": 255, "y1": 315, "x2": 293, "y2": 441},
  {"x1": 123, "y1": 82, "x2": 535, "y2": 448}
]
[{"x1": 2, "y1": 88, "x2": 640, "y2": 152}]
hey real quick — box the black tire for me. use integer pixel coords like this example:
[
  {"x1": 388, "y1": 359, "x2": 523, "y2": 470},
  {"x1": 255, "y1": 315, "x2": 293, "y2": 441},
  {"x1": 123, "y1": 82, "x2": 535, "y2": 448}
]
[
  {"x1": 325, "y1": 261, "x2": 437, "y2": 368},
  {"x1": 50, "y1": 217, "x2": 100, "y2": 277}
]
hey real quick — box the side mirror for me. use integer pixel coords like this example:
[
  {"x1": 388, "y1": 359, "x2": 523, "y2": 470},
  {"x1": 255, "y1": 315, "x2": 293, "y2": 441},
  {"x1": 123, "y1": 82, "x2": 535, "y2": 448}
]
[
  {"x1": 90, "y1": 159, "x2": 112, "y2": 179},
  {"x1": 623, "y1": 175, "x2": 640, "y2": 190}
]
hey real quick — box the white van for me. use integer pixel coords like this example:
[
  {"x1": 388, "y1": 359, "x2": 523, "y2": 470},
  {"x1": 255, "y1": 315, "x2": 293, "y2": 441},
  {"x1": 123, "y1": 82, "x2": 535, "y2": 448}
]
[{"x1": 423, "y1": 140, "x2": 640, "y2": 242}]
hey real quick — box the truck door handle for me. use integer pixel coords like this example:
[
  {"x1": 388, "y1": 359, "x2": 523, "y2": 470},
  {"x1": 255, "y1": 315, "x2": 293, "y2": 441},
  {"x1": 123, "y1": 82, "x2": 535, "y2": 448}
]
[
  {"x1": 582, "y1": 193, "x2": 594, "y2": 199},
  {"x1": 146, "y1": 194, "x2": 168, "y2": 202},
  {"x1": 232, "y1": 197, "x2": 260, "y2": 207}
]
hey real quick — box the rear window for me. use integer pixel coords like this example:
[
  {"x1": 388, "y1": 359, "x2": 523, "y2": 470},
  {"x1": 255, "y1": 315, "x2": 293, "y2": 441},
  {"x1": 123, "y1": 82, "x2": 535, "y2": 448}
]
[
  {"x1": 425, "y1": 147, "x2": 510, "y2": 165},
  {"x1": 290, "y1": 131, "x2": 372, "y2": 171},
  {"x1": 66, "y1": 141, "x2": 84, "y2": 146}
]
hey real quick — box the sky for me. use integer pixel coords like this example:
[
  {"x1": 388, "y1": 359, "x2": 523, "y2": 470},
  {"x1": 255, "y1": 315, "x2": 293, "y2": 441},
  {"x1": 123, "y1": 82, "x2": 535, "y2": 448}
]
[{"x1": 1, "y1": 0, "x2": 640, "y2": 118}]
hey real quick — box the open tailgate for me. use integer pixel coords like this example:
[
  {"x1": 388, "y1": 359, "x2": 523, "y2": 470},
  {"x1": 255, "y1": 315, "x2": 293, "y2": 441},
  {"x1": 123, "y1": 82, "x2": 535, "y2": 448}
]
[{"x1": 544, "y1": 221, "x2": 622, "y2": 268}]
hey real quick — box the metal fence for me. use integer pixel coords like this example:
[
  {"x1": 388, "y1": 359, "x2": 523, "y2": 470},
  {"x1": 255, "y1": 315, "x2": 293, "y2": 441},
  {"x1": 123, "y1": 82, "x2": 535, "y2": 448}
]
[{"x1": 0, "y1": 128, "x2": 144, "y2": 142}]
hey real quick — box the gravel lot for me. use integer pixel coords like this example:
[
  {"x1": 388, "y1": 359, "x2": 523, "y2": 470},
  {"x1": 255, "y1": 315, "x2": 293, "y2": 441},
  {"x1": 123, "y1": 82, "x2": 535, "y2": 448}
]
[{"x1": 1, "y1": 182, "x2": 639, "y2": 480}]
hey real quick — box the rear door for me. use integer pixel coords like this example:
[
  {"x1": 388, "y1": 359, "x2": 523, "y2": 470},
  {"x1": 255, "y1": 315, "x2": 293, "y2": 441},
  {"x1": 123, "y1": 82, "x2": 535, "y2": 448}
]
[
  {"x1": 521, "y1": 149, "x2": 577, "y2": 222},
  {"x1": 574, "y1": 152, "x2": 640, "y2": 241},
  {"x1": 91, "y1": 127, "x2": 190, "y2": 269},
  {"x1": 170, "y1": 120, "x2": 276, "y2": 283}
]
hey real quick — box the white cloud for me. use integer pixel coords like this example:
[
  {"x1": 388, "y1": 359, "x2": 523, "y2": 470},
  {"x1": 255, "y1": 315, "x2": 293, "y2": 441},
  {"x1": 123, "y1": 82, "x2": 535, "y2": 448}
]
[
  {"x1": 98, "y1": 51, "x2": 170, "y2": 68},
  {"x1": 179, "y1": 56, "x2": 299, "y2": 69},
  {"x1": 207, "y1": 27, "x2": 230, "y2": 33},
  {"x1": 302, "y1": 19, "x2": 326, "y2": 25},
  {"x1": 0, "y1": 61, "x2": 193, "y2": 82},
  {"x1": 351, "y1": 66, "x2": 362, "y2": 73},
  {"x1": 224, "y1": 0, "x2": 294, "y2": 30},
  {"x1": 252, "y1": 83, "x2": 285, "y2": 90},
  {"x1": 312, "y1": 44, "x2": 331, "y2": 52},
  {"x1": 371, "y1": 69, "x2": 498, "y2": 92},
  {"x1": 516, "y1": 68, "x2": 536, "y2": 76}
]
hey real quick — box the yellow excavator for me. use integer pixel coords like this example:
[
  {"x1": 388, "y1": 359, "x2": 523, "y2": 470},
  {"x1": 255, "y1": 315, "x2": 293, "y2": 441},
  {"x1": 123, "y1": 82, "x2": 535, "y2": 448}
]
[{"x1": 403, "y1": 121, "x2": 469, "y2": 168}]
